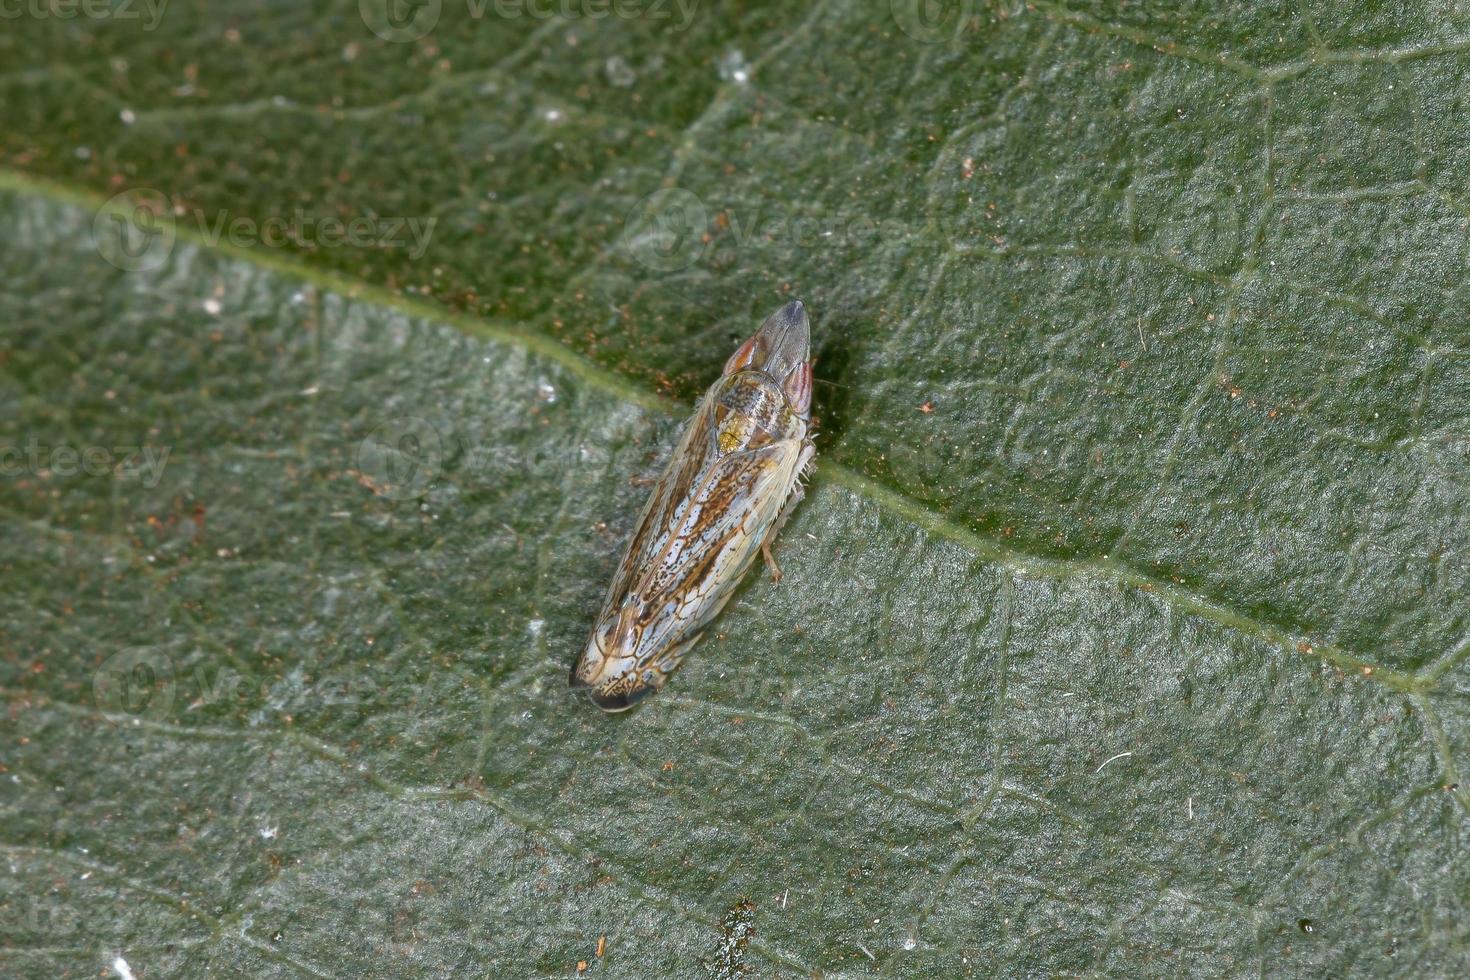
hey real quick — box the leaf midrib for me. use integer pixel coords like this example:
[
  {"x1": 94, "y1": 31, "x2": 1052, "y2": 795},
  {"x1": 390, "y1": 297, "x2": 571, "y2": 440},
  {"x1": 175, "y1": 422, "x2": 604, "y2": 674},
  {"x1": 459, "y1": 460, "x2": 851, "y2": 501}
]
[{"x1": 0, "y1": 167, "x2": 1434, "y2": 705}]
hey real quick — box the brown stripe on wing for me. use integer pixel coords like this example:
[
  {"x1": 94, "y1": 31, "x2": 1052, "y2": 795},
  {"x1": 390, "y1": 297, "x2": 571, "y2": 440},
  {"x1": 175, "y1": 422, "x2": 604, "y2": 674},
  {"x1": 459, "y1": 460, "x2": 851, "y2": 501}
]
[
  {"x1": 602, "y1": 389, "x2": 722, "y2": 612},
  {"x1": 629, "y1": 444, "x2": 793, "y2": 649}
]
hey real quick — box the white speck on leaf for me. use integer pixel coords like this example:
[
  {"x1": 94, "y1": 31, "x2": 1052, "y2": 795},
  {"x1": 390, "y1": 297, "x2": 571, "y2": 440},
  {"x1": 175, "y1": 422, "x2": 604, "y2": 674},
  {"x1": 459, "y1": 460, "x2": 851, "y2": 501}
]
[
  {"x1": 604, "y1": 56, "x2": 636, "y2": 87},
  {"x1": 717, "y1": 50, "x2": 751, "y2": 85},
  {"x1": 112, "y1": 956, "x2": 136, "y2": 980}
]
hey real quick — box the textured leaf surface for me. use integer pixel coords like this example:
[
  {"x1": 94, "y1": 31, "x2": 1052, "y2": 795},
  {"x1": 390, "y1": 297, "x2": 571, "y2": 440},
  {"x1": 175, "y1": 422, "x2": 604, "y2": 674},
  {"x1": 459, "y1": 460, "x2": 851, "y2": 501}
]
[{"x1": 2, "y1": 2, "x2": 1468, "y2": 977}]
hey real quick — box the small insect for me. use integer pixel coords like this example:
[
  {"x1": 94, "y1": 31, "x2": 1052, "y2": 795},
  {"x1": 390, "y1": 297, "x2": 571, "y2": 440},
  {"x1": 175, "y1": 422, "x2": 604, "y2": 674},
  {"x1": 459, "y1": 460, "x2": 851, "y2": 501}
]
[{"x1": 570, "y1": 300, "x2": 816, "y2": 711}]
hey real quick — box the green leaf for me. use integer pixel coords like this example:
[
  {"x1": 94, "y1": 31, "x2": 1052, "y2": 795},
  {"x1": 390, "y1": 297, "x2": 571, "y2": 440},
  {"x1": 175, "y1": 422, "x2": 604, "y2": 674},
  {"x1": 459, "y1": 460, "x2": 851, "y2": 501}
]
[{"x1": 2, "y1": 3, "x2": 1467, "y2": 977}]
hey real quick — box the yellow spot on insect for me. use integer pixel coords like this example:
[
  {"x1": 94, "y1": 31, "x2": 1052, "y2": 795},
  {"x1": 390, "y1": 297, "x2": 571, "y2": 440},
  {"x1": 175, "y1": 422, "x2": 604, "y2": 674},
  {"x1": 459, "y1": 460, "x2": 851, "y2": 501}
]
[{"x1": 719, "y1": 428, "x2": 742, "y2": 453}]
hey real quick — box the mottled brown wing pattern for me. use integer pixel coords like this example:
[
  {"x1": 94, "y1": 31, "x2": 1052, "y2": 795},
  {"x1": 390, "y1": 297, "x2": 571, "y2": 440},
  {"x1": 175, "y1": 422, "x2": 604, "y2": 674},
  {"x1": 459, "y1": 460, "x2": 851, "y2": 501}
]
[
  {"x1": 639, "y1": 439, "x2": 802, "y2": 628},
  {"x1": 572, "y1": 300, "x2": 814, "y2": 711},
  {"x1": 597, "y1": 393, "x2": 718, "y2": 622}
]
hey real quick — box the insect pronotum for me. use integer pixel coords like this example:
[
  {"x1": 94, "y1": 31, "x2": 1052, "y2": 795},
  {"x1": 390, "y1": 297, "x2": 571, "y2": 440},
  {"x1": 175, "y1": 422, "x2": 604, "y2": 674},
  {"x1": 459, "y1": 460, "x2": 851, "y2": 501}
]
[{"x1": 570, "y1": 300, "x2": 816, "y2": 711}]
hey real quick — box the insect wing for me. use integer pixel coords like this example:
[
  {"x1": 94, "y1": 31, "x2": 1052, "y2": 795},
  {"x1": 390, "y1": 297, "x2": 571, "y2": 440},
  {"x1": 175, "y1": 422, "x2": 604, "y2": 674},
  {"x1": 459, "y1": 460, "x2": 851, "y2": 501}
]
[
  {"x1": 597, "y1": 388, "x2": 720, "y2": 620},
  {"x1": 637, "y1": 434, "x2": 803, "y2": 643}
]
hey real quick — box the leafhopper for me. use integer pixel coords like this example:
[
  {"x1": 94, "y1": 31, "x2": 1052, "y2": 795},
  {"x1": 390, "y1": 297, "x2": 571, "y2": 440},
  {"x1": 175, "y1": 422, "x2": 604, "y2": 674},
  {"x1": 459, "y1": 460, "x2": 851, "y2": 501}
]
[{"x1": 570, "y1": 301, "x2": 816, "y2": 711}]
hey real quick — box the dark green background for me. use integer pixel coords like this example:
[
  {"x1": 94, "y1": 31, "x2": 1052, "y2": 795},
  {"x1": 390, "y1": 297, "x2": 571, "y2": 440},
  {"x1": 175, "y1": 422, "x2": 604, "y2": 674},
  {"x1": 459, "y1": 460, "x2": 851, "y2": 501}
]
[{"x1": 1, "y1": 1, "x2": 1467, "y2": 976}]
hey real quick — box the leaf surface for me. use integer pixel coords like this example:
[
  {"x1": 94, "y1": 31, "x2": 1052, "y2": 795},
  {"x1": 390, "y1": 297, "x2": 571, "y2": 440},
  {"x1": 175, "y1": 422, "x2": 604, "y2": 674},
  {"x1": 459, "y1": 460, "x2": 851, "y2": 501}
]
[{"x1": 1, "y1": 3, "x2": 1467, "y2": 976}]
